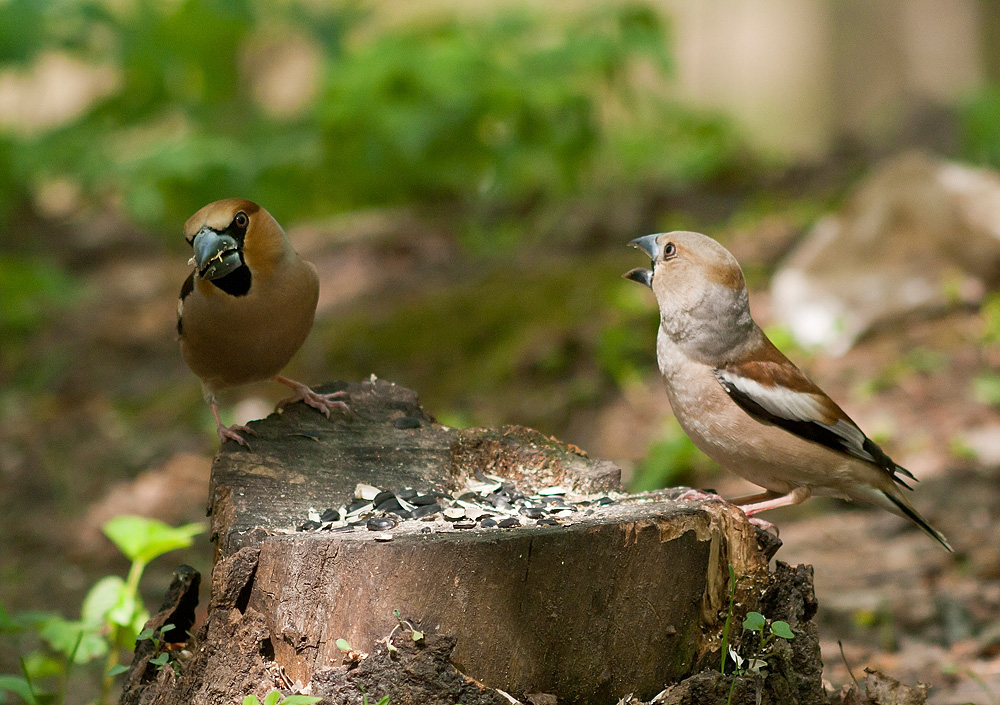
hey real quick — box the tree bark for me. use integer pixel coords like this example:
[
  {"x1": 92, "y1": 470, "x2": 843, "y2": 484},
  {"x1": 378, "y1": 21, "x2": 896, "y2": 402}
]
[{"x1": 121, "y1": 378, "x2": 821, "y2": 705}]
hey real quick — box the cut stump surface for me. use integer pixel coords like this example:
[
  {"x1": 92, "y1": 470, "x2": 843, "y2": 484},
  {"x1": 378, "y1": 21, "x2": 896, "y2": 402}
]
[{"x1": 136, "y1": 379, "x2": 778, "y2": 704}]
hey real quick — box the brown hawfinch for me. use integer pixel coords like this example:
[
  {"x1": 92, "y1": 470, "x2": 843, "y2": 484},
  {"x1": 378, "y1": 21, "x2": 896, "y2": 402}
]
[
  {"x1": 625, "y1": 230, "x2": 951, "y2": 551},
  {"x1": 177, "y1": 198, "x2": 347, "y2": 446}
]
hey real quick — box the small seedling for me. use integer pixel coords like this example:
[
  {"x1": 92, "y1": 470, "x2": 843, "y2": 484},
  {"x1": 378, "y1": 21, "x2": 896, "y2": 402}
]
[
  {"x1": 725, "y1": 610, "x2": 795, "y2": 704},
  {"x1": 740, "y1": 611, "x2": 794, "y2": 666},
  {"x1": 241, "y1": 689, "x2": 322, "y2": 705},
  {"x1": 0, "y1": 517, "x2": 204, "y2": 705},
  {"x1": 391, "y1": 609, "x2": 424, "y2": 643},
  {"x1": 720, "y1": 564, "x2": 737, "y2": 675},
  {"x1": 334, "y1": 638, "x2": 364, "y2": 663},
  {"x1": 359, "y1": 685, "x2": 390, "y2": 705}
]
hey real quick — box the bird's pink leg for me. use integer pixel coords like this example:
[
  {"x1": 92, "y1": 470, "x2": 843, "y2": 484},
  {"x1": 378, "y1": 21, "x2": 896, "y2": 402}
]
[
  {"x1": 210, "y1": 399, "x2": 255, "y2": 448},
  {"x1": 274, "y1": 375, "x2": 349, "y2": 418},
  {"x1": 732, "y1": 490, "x2": 779, "y2": 506},
  {"x1": 739, "y1": 487, "x2": 811, "y2": 516}
]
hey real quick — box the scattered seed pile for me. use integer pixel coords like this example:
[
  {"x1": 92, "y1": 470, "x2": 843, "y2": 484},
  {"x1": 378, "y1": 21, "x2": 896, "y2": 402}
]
[{"x1": 294, "y1": 473, "x2": 622, "y2": 541}]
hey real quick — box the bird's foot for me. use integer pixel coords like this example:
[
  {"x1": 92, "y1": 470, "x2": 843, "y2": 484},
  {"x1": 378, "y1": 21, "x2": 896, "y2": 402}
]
[
  {"x1": 217, "y1": 423, "x2": 256, "y2": 448},
  {"x1": 274, "y1": 375, "x2": 349, "y2": 418},
  {"x1": 674, "y1": 488, "x2": 725, "y2": 503},
  {"x1": 746, "y1": 515, "x2": 779, "y2": 536},
  {"x1": 674, "y1": 488, "x2": 780, "y2": 535}
]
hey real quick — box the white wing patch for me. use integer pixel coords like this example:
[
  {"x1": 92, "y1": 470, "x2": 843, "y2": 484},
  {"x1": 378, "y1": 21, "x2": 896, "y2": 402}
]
[
  {"x1": 716, "y1": 369, "x2": 875, "y2": 462},
  {"x1": 716, "y1": 370, "x2": 827, "y2": 422},
  {"x1": 826, "y1": 418, "x2": 868, "y2": 453}
]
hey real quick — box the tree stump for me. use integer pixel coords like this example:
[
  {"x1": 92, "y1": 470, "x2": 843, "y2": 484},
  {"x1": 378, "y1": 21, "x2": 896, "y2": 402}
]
[{"x1": 121, "y1": 378, "x2": 811, "y2": 705}]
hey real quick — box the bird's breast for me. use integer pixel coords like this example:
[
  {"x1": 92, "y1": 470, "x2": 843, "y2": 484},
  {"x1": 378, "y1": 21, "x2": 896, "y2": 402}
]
[
  {"x1": 654, "y1": 326, "x2": 860, "y2": 495},
  {"x1": 179, "y1": 259, "x2": 320, "y2": 391}
]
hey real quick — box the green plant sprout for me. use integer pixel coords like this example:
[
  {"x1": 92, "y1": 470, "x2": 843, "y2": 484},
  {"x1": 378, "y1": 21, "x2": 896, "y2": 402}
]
[
  {"x1": 106, "y1": 623, "x2": 180, "y2": 680},
  {"x1": 241, "y1": 690, "x2": 322, "y2": 705},
  {"x1": 0, "y1": 516, "x2": 205, "y2": 705},
  {"x1": 725, "y1": 611, "x2": 795, "y2": 705},
  {"x1": 720, "y1": 564, "x2": 737, "y2": 675},
  {"x1": 359, "y1": 687, "x2": 390, "y2": 705},
  {"x1": 718, "y1": 564, "x2": 795, "y2": 705},
  {"x1": 739, "y1": 611, "x2": 795, "y2": 666},
  {"x1": 390, "y1": 609, "x2": 424, "y2": 644}
]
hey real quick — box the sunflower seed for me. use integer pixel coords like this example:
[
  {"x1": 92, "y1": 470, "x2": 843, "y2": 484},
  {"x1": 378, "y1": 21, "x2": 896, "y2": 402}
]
[{"x1": 367, "y1": 517, "x2": 397, "y2": 531}]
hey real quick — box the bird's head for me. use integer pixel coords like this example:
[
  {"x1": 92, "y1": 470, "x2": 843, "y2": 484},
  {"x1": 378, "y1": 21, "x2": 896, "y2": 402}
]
[
  {"x1": 625, "y1": 231, "x2": 754, "y2": 352},
  {"x1": 184, "y1": 199, "x2": 289, "y2": 293}
]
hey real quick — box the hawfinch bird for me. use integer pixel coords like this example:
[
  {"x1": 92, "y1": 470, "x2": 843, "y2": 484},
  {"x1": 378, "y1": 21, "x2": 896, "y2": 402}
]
[
  {"x1": 625, "y1": 230, "x2": 951, "y2": 551},
  {"x1": 177, "y1": 198, "x2": 347, "y2": 446}
]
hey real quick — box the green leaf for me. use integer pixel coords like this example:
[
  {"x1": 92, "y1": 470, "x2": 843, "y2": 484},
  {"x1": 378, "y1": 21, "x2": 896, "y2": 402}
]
[
  {"x1": 972, "y1": 372, "x2": 1000, "y2": 407},
  {"x1": 335, "y1": 638, "x2": 352, "y2": 652},
  {"x1": 742, "y1": 612, "x2": 765, "y2": 632},
  {"x1": 128, "y1": 609, "x2": 152, "y2": 647},
  {"x1": 107, "y1": 664, "x2": 130, "y2": 677},
  {"x1": 20, "y1": 652, "x2": 62, "y2": 681},
  {"x1": 0, "y1": 675, "x2": 38, "y2": 705},
  {"x1": 278, "y1": 697, "x2": 323, "y2": 705},
  {"x1": 411, "y1": 629, "x2": 424, "y2": 642},
  {"x1": 81, "y1": 576, "x2": 127, "y2": 626},
  {"x1": 770, "y1": 621, "x2": 794, "y2": 640},
  {"x1": 241, "y1": 697, "x2": 261, "y2": 705},
  {"x1": 0, "y1": 609, "x2": 50, "y2": 634},
  {"x1": 159, "y1": 624, "x2": 176, "y2": 634},
  {"x1": 101, "y1": 516, "x2": 205, "y2": 564},
  {"x1": 105, "y1": 589, "x2": 140, "y2": 630},
  {"x1": 37, "y1": 616, "x2": 107, "y2": 664},
  {"x1": 0, "y1": 604, "x2": 17, "y2": 632},
  {"x1": 136, "y1": 628, "x2": 156, "y2": 642}
]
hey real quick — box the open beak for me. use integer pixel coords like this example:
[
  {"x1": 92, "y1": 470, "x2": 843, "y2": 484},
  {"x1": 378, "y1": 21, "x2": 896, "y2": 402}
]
[
  {"x1": 629, "y1": 234, "x2": 660, "y2": 259},
  {"x1": 623, "y1": 234, "x2": 660, "y2": 289},
  {"x1": 623, "y1": 267, "x2": 653, "y2": 288},
  {"x1": 190, "y1": 227, "x2": 242, "y2": 280}
]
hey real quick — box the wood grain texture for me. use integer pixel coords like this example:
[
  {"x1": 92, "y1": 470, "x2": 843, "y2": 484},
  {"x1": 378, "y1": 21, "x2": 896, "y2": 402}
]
[{"x1": 125, "y1": 378, "x2": 774, "y2": 704}]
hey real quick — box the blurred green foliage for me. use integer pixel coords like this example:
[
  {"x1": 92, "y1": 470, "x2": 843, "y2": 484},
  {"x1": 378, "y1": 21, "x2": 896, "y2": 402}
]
[
  {"x1": 0, "y1": 516, "x2": 204, "y2": 705},
  {"x1": 853, "y1": 346, "x2": 947, "y2": 400},
  {"x1": 0, "y1": 0, "x2": 741, "y2": 239},
  {"x1": 978, "y1": 292, "x2": 1000, "y2": 346},
  {"x1": 0, "y1": 256, "x2": 77, "y2": 381},
  {"x1": 316, "y1": 255, "x2": 656, "y2": 429},
  {"x1": 630, "y1": 417, "x2": 714, "y2": 492},
  {"x1": 961, "y1": 86, "x2": 1000, "y2": 167}
]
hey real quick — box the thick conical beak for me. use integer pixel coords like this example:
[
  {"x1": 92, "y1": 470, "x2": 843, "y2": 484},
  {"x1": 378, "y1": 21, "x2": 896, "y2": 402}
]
[
  {"x1": 623, "y1": 234, "x2": 660, "y2": 288},
  {"x1": 623, "y1": 267, "x2": 653, "y2": 288},
  {"x1": 191, "y1": 227, "x2": 242, "y2": 280},
  {"x1": 628, "y1": 234, "x2": 660, "y2": 260}
]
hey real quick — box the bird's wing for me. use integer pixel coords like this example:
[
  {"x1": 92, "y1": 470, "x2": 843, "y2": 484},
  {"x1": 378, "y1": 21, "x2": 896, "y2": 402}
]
[
  {"x1": 176, "y1": 271, "x2": 195, "y2": 336},
  {"x1": 715, "y1": 343, "x2": 915, "y2": 488}
]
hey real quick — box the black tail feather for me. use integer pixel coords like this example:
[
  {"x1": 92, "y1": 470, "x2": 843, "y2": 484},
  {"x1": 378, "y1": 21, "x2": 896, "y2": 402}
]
[
  {"x1": 894, "y1": 465, "x2": 917, "y2": 482},
  {"x1": 881, "y1": 491, "x2": 952, "y2": 552}
]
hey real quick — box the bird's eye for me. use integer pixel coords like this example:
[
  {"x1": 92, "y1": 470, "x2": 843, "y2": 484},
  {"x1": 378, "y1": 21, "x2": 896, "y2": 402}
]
[
  {"x1": 233, "y1": 211, "x2": 248, "y2": 229},
  {"x1": 663, "y1": 242, "x2": 677, "y2": 258}
]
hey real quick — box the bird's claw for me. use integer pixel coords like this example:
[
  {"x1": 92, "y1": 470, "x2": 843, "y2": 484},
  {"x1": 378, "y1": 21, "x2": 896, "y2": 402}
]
[
  {"x1": 277, "y1": 388, "x2": 350, "y2": 418},
  {"x1": 217, "y1": 423, "x2": 256, "y2": 448},
  {"x1": 674, "y1": 488, "x2": 725, "y2": 503},
  {"x1": 746, "y1": 515, "x2": 779, "y2": 537}
]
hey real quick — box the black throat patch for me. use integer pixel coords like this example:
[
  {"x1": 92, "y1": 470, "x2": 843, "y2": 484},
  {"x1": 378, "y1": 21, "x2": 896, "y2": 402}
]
[{"x1": 210, "y1": 264, "x2": 252, "y2": 297}]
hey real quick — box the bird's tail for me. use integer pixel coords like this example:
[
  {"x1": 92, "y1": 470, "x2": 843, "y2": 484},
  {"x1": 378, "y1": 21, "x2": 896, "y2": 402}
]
[{"x1": 878, "y1": 489, "x2": 952, "y2": 552}]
